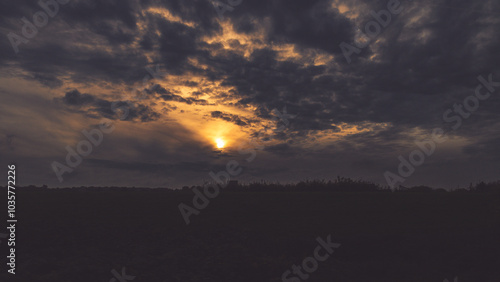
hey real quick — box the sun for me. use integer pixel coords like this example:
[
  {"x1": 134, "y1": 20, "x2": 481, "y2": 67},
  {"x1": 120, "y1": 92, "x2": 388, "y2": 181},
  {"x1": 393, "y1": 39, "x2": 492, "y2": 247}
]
[{"x1": 215, "y1": 138, "x2": 226, "y2": 149}]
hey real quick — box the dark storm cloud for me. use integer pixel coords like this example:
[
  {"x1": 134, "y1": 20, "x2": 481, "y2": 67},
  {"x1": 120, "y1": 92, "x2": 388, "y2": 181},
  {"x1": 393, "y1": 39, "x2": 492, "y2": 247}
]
[
  {"x1": 62, "y1": 89, "x2": 95, "y2": 106},
  {"x1": 38, "y1": 75, "x2": 64, "y2": 88},
  {"x1": 0, "y1": 0, "x2": 134, "y2": 60},
  {"x1": 156, "y1": 20, "x2": 202, "y2": 71},
  {"x1": 201, "y1": 47, "x2": 343, "y2": 133},
  {"x1": 61, "y1": 0, "x2": 138, "y2": 28},
  {"x1": 210, "y1": 111, "x2": 249, "y2": 126},
  {"x1": 266, "y1": 0, "x2": 353, "y2": 54},
  {"x1": 58, "y1": 89, "x2": 161, "y2": 122},
  {"x1": 0, "y1": 0, "x2": 217, "y2": 86},
  {"x1": 229, "y1": 0, "x2": 354, "y2": 54},
  {"x1": 146, "y1": 84, "x2": 211, "y2": 105},
  {"x1": 202, "y1": 0, "x2": 500, "y2": 138}
]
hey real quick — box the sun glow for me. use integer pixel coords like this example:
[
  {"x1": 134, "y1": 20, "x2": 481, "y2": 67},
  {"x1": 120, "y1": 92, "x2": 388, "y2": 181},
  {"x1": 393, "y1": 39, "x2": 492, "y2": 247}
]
[{"x1": 215, "y1": 138, "x2": 226, "y2": 149}]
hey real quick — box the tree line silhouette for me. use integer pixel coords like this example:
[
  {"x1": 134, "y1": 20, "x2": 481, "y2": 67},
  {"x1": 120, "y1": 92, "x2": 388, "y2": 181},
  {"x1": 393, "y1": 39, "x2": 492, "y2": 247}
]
[{"x1": 8, "y1": 177, "x2": 500, "y2": 193}]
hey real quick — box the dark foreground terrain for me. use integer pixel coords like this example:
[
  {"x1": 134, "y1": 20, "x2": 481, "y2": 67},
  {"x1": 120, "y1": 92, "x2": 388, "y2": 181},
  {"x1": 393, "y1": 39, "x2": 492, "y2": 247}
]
[{"x1": 1, "y1": 189, "x2": 499, "y2": 281}]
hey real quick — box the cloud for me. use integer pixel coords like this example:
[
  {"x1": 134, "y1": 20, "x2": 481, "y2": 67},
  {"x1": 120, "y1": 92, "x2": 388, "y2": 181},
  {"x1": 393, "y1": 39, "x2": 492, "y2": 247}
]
[
  {"x1": 58, "y1": 89, "x2": 161, "y2": 122},
  {"x1": 62, "y1": 89, "x2": 95, "y2": 106},
  {"x1": 210, "y1": 111, "x2": 249, "y2": 126}
]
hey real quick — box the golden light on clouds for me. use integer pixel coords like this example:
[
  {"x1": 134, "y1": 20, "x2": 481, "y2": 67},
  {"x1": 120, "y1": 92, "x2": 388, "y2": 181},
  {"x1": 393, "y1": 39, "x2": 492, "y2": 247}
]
[
  {"x1": 201, "y1": 20, "x2": 266, "y2": 59},
  {"x1": 332, "y1": 1, "x2": 361, "y2": 20},
  {"x1": 145, "y1": 7, "x2": 196, "y2": 27}
]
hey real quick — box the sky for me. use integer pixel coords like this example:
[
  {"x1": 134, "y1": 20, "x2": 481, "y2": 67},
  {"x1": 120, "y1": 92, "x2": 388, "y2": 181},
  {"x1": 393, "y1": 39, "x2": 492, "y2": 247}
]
[{"x1": 0, "y1": 0, "x2": 499, "y2": 189}]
